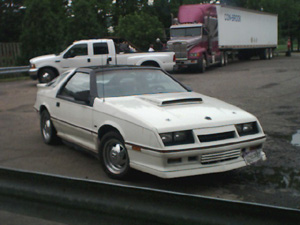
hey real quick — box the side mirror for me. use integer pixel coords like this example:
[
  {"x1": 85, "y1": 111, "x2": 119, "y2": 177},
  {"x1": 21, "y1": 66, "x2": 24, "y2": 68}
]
[{"x1": 74, "y1": 90, "x2": 90, "y2": 104}]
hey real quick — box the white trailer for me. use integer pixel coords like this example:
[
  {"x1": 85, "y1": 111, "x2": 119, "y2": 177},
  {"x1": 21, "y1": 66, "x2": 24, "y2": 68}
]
[{"x1": 216, "y1": 4, "x2": 278, "y2": 59}]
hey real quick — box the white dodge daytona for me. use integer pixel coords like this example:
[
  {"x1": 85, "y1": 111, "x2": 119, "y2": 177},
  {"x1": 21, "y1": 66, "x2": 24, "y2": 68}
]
[{"x1": 34, "y1": 66, "x2": 266, "y2": 179}]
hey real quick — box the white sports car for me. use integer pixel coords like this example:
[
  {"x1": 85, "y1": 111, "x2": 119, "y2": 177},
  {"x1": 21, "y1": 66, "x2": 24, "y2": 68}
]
[{"x1": 34, "y1": 66, "x2": 266, "y2": 179}]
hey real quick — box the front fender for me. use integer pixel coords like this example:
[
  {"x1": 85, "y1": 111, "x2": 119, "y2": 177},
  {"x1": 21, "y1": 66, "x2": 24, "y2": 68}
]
[{"x1": 189, "y1": 47, "x2": 207, "y2": 59}]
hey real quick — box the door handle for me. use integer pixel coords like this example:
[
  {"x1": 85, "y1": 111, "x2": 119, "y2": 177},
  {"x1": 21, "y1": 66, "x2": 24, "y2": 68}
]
[
  {"x1": 87, "y1": 58, "x2": 91, "y2": 63},
  {"x1": 107, "y1": 57, "x2": 112, "y2": 65},
  {"x1": 56, "y1": 102, "x2": 60, "y2": 107}
]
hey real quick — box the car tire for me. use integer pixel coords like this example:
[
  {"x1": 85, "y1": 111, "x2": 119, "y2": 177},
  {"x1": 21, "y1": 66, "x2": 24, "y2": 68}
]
[
  {"x1": 199, "y1": 56, "x2": 206, "y2": 73},
  {"x1": 40, "y1": 110, "x2": 60, "y2": 145},
  {"x1": 100, "y1": 131, "x2": 131, "y2": 179},
  {"x1": 38, "y1": 68, "x2": 57, "y2": 83}
]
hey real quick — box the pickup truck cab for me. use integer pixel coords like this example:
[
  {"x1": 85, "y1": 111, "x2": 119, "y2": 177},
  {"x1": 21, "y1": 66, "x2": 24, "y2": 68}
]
[{"x1": 29, "y1": 39, "x2": 176, "y2": 83}]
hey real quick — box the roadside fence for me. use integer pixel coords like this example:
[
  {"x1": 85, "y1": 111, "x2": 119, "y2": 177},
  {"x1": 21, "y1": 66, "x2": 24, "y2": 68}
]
[{"x1": 0, "y1": 42, "x2": 21, "y2": 67}]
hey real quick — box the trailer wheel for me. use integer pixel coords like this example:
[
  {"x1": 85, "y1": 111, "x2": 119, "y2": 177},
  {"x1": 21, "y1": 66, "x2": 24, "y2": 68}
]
[
  {"x1": 224, "y1": 52, "x2": 228, "y2": 65},
  {"x1": 198, "y1": 57, "x2": 206, "y2": 73},
  {"x1": 268, "y1": 49, "x2": 273, "y2": 59},
  {"x1": 260, "y1": 48, "x2": 269, "y2": 60},
  {"x1": 218, "y1": 53, "x2": 224, "y2": 67}
]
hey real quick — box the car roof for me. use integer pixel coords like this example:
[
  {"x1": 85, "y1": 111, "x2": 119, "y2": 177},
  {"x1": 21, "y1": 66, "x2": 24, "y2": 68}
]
[{"x1": 75, "y1": 65, "x2": 162, "y2": 74}]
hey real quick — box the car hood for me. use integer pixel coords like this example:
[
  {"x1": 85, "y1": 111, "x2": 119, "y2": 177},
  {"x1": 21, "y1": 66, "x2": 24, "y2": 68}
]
[
  {"x1": 30, "y1": 54, "x2": 57, "y2": 64},
  {"x1": 105, "y1": 92, "x2": 257, "y2": 132}
]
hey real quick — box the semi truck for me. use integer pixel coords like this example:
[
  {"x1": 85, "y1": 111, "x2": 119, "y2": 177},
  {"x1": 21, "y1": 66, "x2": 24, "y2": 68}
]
[{"x1": 167, "y1": 3, "x2": 278, "y2": 72}]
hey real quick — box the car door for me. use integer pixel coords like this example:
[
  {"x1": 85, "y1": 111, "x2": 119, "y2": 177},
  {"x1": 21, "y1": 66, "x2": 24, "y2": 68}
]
[
  {"x1": 89, "y1": 42, "x2": 116, "y2": 66},
  {"x1": 60, "y1": 43, "x2": 91, "y2": 72},
  {"x1": 54, "y1": 71, "x2": 96, "y2": 152}
]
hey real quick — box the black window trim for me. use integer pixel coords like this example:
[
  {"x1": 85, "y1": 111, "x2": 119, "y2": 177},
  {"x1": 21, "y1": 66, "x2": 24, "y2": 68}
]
[
  {"x1": 56, "y1": 70, "x2": 95, "y2": 106},
  {"x1": 63, "y1": 43, "x2": 88, "y2": 59},
  {"x1": 93, "y1": 42, "x2": 109, "y2": 55}
]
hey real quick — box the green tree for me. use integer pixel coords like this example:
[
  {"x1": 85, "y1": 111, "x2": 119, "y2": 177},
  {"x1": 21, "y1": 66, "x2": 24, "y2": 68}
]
[
  {"x1": 66, "y1": 0, "x2": 105, "y2": 44},
  {"x1": 20, "y1": 0, "x2": 66, "y2": 61},
  {"x1": 111, "y1": 0, "x2": 148, "y2": 27},
  {"x1": 0, "y1": 0, "x2": 25, "y2": 42},
  {"x1": 116, "y1": 12, "x2": 164, "y2": 51}
]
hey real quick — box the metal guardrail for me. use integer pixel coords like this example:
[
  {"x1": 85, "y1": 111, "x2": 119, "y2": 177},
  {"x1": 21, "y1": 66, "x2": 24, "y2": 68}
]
[
  {"x1": 0, "y1": 66, "x2": 29, "y2": 74},
  {"x1": 0, "y1": 167, "x2": 299, "y2": 225}
]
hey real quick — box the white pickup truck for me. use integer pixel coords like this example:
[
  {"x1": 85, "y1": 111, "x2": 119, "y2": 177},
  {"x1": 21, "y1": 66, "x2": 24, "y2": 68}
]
[{"x1": 29, "y1": 39, "x2": 176, "y2": 83}]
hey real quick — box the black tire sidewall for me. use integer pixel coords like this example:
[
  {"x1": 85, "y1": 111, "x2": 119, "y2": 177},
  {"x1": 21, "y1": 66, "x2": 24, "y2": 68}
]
[
  {"x1": 199, "y1": 56, "x2": 206, "y2": 73},
  {"x1": 38, "y1": 68, "x2": 56, "y2": 83},
  {"x1": 40, "y1": 110, "x2": 58, "y2": 145},
  {"x1": 99, "y1": 131, "x2": 130, "y2": 179}
]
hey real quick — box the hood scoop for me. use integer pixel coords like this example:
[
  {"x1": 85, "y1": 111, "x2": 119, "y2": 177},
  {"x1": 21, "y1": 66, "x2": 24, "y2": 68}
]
[
  {"x1": 162, "y1": 98, "x2": 203, "y2": 106},
  {"x1": 140, "y1": 96, "x2": 203, "y2": 106}
]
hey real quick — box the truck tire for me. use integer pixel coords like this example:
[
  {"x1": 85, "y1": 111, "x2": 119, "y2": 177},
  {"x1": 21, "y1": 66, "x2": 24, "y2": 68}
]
[
  {"x1": 141, "y1": 61, "x2": 160, "y2": 68},
  {"x1": 219, "y1": 52, "x2": 228, "y2": 67},
  {"x1": 38, "y1": 68, "x2": 57, "y2": 83},
  {"x1": 198, "y1": 57, "x2": 206, "y2": 73},
  {"x1": 268, "y1": 49, "x2": 273, "y2": 59},
  {"x1": 259, "y1": 49, "x2": 269, "y2": 60},
  {"x1": 224, "y1": 52, "x2": 228, "y2": 65},
  {"x1": 218, "y1": 53, "x2": 224, "y2": 67}
]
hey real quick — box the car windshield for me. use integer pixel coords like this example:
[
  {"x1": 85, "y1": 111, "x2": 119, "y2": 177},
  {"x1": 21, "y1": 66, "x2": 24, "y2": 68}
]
[
  {"x1": 96, "y1": 69, "x2": 188, "y2": 98},
  {"x1": 47, "y1": 71, "x2": 70, "y2": 87},
  {"x1": 171, "y1": 27, "x2": 202, "y2": 37}
]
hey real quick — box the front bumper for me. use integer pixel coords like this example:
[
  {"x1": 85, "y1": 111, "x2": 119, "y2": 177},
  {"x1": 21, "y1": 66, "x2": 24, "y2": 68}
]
[
  {"x1": 29, "y1": 68, "x2": 38, "y2": 80},
  {"x1": 176, "y1": 59, "x2": 198, "y2": 67},
  {"x1": 161, "y1": 62, "x2": 177, "y2": 72},
  {"x1": 126, "y1": 135, "x2": 266, "y2": 179}
]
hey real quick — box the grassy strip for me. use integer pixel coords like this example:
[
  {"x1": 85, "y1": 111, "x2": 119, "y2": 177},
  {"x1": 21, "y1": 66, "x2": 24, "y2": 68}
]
[
  {"x1": 277, "y1": 44, "x2": 287, "y2": 52},
  {"x1": 0, "y1": 73, "x2": 31, "y2": 82},
  {"x1": 0, "y1": 76, "x2": 30, "y2": 83}
]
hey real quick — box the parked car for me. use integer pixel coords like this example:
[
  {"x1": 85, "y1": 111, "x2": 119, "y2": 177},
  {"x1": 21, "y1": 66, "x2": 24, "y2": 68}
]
[
  {"x1": 29, "y1": 39, "x2": 176, "y2": 83},
  {"x1": 34, "y1": 66, "x2": 266, "y2": 179}
]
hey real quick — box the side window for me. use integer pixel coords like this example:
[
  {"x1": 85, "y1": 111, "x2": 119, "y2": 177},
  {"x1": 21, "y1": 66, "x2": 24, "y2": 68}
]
[
  {"x1": 64, "y1": 44, "x2": 88, "y2": 58},
  {"x1": 59, "y1": 72, "x2": 90, "y2": 103},
  {"x1": 93, "y1": 43, "x2": 109, "y2": 55}
]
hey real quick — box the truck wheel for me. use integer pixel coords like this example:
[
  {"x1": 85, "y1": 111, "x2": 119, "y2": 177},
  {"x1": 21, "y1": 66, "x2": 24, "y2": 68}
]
[
  {"x1": 219, "y1": 52, "x2": 228, "y2": 67},
  {"x1": 224, "y1": 52, "x2": 228, "y2": 65},
  {"x1": 218, "y1": 53, "x2": 224, "y2": 67},
  {"x1": 198, "y1": 57, "x2": 206, "y2": 73},
  {"x1": 141, "y1": 61, "x2": 160, "y2": 68},
  {"x1": 223, "y1": 52, "x2": 228, "y2": 65},
  {"x1": 38, "y1": 68, "x2": 57, "y2": 83},
  {"x1": 260, "y1": 49, "x2": 268, "y2": 60},
  {"x1": 268, "y1": 49, "x2": 273, "y2": 59}
]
